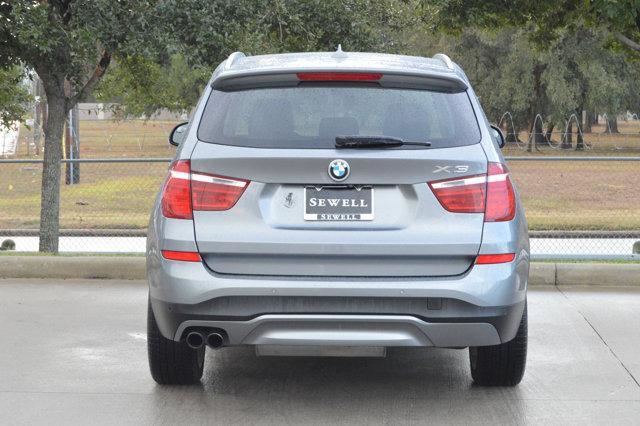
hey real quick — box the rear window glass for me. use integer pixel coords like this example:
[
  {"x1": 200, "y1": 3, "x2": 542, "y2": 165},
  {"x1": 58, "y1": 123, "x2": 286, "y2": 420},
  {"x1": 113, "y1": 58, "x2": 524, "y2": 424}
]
[{"x1": 197, "y1": 85, "x2": 481, "y2": 149}]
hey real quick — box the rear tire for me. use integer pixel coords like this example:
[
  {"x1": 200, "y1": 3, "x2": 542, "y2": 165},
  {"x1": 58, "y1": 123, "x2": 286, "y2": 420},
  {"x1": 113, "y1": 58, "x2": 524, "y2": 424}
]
[
  {"x1": 147, "y1": 300, "x2": 205, "y2": 385},
  {"x1": 469, "y1": 302, "x2": 527, "y2": 386}
]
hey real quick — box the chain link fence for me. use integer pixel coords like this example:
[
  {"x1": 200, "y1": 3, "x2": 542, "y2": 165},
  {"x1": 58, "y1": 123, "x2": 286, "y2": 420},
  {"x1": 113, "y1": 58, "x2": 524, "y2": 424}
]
[
  {"x1": 507, "y1": 157, "x2": 640, "y2": 259},
  {"x1": 1, "y1": 157, "x2": 639, "y2": 259},
  {"x1": 1, "y1": 159, "x2": 167, "y2": 253}
]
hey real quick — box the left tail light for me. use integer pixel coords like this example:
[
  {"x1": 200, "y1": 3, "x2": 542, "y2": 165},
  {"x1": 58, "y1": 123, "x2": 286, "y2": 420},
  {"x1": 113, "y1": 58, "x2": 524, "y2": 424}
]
[
  {"x1": 161, "y1": 160, "x2": 250, "y2": 219},
  {"x1": 191, "y1": 172, "x2": 250, "y2": 211},
  {"x1": 161, "y1": 160, "x2": 192, "y2": 219}
]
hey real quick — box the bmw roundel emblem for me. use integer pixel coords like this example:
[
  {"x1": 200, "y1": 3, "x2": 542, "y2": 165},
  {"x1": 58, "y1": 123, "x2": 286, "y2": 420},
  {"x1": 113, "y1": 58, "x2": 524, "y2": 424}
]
[{"x1": 328, "y1": 159, "x2": 350, "y2": 181}]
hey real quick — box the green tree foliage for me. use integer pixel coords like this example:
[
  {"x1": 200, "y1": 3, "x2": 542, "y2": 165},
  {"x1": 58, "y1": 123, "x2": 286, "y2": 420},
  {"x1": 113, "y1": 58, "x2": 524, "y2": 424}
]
[
  {"x1": 406, "y1": 24, "x2": 637, "y2": 145},
  {"x1": 425, "y1": 0, "x2": 640, "y2": 54},
  {"x1": 0, "y1": 0, "x2": 411, "y2": 252},
  {"x1": 422, "y1": 0, "x2": 640, "y2": 146},
  {"x1": 161, "y1": 0, "x2": 407, "y2": 67},
  {"x1": 96, "y1": 0, "x2": 411, "y2": 116},
  {"x1": 95, "y1": 54, "x2": 209, "y2": 118},
  {"x1": 0, "y1": 66, "x2": 31, "y2": 127},
  {"x1": 0, "y1": 1, "x2": 160, "y2": 252}
]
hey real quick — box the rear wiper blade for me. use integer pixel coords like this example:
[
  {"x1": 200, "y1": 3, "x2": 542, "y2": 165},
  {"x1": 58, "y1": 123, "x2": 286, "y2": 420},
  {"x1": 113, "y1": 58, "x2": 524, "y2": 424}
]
[{"x1": 335, "y1": 136, "x2": 431, "y2": 149}]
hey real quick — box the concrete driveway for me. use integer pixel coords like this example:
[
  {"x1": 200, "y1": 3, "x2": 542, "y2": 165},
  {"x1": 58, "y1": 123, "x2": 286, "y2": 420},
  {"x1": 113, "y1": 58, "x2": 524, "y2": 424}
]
[{"x1": 0, "y1": 279, "x2": 638, "y2": 425}]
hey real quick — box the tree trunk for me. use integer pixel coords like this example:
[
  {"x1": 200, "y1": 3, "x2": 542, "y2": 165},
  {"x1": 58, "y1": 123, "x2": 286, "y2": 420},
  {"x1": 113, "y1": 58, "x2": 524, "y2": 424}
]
[
  {"x1": 544, "y1": 123, "x2": 555, "y2": 144},
  {"x1": 38, "y1": 95, "x2": 67, "y2": 253},
  {"x1": 576, "y1": 127, "x2": 584, "y2": 150},
  {"x1": 527, "y1": 64, "x2": 546, "y2": 152},
  {"x1": 526, "y1": 120, "x2": 534, "y2": 153},
  {"x1": 608, "y1": 117, "x2": 619, "y2": 133},
  {"x1": 575, "y1": 108, "x2": 585, "y2": 151},
  {"x1": 583, "y1": 110, "x2": 592, "y2": 133},
  {"x1": 562, "y1": 121, "x2": 573, "y2": 149},
  {"x1": 534, "y1": 118, "x2": 544, "y2": 148}
]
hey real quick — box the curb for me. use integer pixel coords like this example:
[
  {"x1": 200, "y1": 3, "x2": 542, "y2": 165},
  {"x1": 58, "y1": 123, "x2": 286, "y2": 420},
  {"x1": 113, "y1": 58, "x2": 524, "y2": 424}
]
[
  {"x1": 529, "y1": 263, "x2": 556, "y2": 286},
  {"x1": 555, "y1": 263, "x2": 640, "y2": 286},
  {"x1": 0, "y1": 256, "x2": 146, "y2": 280},
  {"x1": 0, "y1": 256, "x2": 638, "y2": 285}
]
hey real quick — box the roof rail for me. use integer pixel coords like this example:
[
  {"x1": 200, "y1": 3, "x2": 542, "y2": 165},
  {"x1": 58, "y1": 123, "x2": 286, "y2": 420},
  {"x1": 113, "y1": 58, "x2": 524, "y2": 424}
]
[
  {"x1": 224, "y1": 51, "x2": 246, "y2": 70},
  {"x1": 433, "y1": 53, "x2": 454, "y2": 70}
]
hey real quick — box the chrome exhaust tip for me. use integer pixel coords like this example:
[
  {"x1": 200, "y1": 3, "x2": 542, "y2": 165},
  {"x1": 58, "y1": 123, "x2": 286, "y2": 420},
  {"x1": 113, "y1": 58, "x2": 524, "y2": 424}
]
[
  {"x1": 185, "y1": 331, "x2": 205, "y2": 349},
  {"x1": 206, "y1": 332, "x2": 224, "y2": 349}
]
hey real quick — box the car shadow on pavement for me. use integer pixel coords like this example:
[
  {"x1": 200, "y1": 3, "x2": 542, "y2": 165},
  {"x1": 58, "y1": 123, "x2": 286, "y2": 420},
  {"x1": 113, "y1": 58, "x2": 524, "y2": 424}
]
[
  {"x1": 147, "y1": 345, "x2": 527, "y2": 424},
  {"x1": 197, "y1": 345, "x2": 522, "y2": 398}
]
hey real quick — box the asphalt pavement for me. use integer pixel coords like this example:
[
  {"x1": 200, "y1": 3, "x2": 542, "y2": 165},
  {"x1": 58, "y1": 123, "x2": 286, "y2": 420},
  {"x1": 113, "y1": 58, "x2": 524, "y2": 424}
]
[{"x1": 0, "y1": 279, "x2": 639, "y2": 425}]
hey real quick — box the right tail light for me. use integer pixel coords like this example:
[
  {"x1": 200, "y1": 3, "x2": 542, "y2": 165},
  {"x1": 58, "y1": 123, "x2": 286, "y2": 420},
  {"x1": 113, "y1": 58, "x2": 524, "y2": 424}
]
[
  {"x1": 429, "y1": 162, "x2": 515, "y2": 222},
  {"x1": 484, "y1": 162, "x2": 516, "y2": 222}
]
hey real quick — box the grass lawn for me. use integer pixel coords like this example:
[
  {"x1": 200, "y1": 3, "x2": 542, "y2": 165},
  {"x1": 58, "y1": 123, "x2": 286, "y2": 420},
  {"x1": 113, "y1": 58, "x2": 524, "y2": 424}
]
[
  {"x1": 12, "y1": 120, "x2": 178, "y2": 159},
  {"x1": 2, "y1": 119, "x2": 639, "y2": 231},
  {"x1": 0, "y1": 161, "x2": 167, "y2": 229},
  {"x1": 509, "y1": 161, "x2": 640, "y2": 230}
]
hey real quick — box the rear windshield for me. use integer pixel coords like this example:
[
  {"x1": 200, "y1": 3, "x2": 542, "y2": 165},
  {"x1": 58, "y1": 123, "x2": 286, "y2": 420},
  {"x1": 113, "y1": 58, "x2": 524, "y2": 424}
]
[{"x1": 198, "y1": 85, "x2": 481, "y2": 149}]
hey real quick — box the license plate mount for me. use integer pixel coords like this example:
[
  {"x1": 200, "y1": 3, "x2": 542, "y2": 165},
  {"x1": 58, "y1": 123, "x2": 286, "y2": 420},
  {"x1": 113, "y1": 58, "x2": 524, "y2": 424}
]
[{"x1": 304, "y1": 186, "x2": 374, "y2": 221}]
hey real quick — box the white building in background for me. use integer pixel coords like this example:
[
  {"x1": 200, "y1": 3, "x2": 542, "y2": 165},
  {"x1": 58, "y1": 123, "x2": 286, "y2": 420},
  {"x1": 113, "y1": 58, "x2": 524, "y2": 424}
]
[{"x1": 0, "y1": 122, "x2": 20, "y2": 157}]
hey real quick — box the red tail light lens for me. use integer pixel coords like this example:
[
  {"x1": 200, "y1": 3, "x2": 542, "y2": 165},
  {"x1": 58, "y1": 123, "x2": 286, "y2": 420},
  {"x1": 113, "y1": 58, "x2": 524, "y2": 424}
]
[
  {"x1": 428, "y1": 174, "x2": 486, "y2": 213},
  {"x1": 485, "y1": 162, "x2": 516, "y2": 222},
  {"x1": 296, "y1": 72, "x2": 383, "y2": 81},
  {"x1": 161, "y1": 160, "x2": 192, "y2": 219},
  {"x1": 161, "y1": 160, "x2": 250, "y2": 218},
  {"x1": 428, "y1": 162, "x2": 515, "y2": 221},
  {"x1": 475, "y1": 253, "x2": 515, "y2": 264},
  {"x1": 161, "y1": 250, "x2": 202, "y2": 262},
  {"x1": 191, "y1": 172, "x2": 249, "y2": 211}
]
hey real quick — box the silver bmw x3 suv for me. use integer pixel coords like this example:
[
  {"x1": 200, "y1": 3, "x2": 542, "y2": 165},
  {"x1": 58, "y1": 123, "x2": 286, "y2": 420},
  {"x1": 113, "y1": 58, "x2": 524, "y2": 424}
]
[{"x1": 147, "y1": 50, "x2": 529, "y2": 386}]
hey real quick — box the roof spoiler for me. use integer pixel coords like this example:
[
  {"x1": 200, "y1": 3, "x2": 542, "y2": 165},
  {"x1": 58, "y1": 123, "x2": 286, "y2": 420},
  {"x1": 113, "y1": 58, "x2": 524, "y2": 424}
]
[
  {"x1": 212, "y1": 71, "x2": 467, "y2": 93},
  {"x1": 214, "y1": 51, "x2": 467, "y2": 92},
  {"x1": 224, "y1": 51, "x2": 246, "y2": 70},
  {"x1": 432, "y1": 53, "x2": 455, "y2": 70}
]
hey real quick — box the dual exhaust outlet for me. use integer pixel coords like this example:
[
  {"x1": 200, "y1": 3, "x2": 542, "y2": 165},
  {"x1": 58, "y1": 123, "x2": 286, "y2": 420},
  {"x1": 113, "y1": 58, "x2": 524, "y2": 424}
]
[{"x1": 185, "y1": 330, "x2": 224, "y2": 349}]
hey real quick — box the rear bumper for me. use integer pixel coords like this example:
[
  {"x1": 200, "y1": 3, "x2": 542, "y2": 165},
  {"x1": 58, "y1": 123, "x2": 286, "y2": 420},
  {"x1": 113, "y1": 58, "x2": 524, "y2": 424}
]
[
  {"x1": 151, "y1": 301, "x2": 525, "y2": 347},
  {"x1": 147, "y1": 251, "x2": 528, "y2": 347}
]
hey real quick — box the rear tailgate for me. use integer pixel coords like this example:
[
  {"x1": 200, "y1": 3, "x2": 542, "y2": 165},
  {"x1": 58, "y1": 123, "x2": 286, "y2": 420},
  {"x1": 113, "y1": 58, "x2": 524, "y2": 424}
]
[{"x1": 191, "y1": 142, "x2": 488, "y2": 277}]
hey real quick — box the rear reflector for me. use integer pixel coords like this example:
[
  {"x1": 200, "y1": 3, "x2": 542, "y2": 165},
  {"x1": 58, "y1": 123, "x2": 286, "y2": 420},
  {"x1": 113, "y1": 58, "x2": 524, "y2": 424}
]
[
  {"x1": 296, "y1": 72, "x2": 383, "y2": 81},
  {"x1": 428, "y1": 174, "x2": 486, "y2": 213},
  {"x1": 475, "y1": 253, "x2": 515, "y2": 264},
  {"x1": 161, "y1": 250, "x2": 202, "y2": 262}
]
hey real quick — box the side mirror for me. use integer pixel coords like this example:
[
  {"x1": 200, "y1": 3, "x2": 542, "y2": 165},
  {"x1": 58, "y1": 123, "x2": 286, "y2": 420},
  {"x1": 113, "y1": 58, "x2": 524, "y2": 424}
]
[
  {"x1": 169, "y1": 122, "x2": 189, "y2": 146},
  {"x1": 490, "y1": 124, "x2": 506, "y2": 148}
]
